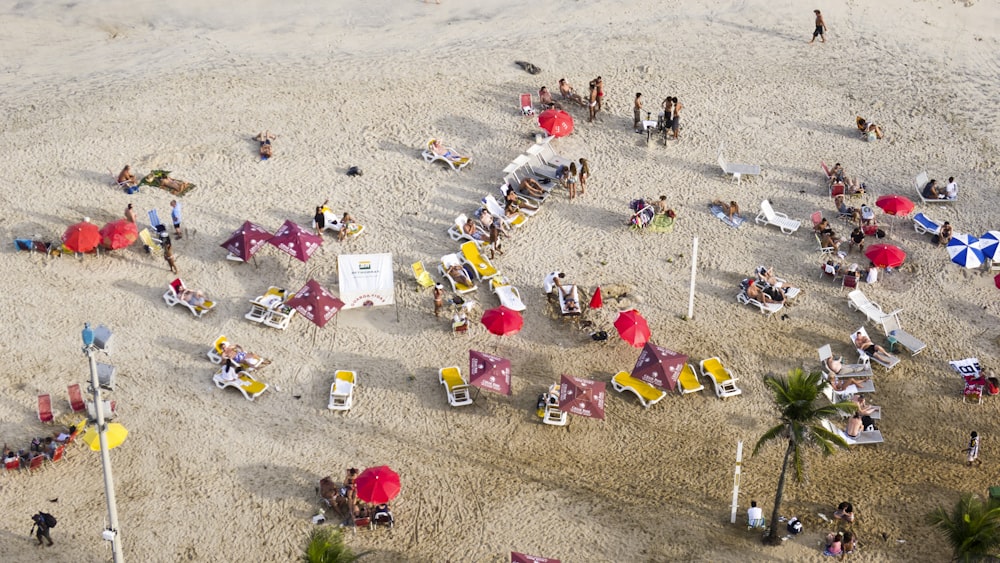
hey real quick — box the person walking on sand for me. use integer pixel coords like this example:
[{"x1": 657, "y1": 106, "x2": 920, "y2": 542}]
[
  {"x1": 31, "y1": 512, "x2": 55, "y2": 546},
  {"x1": 966, "y1": 431, "x2": 982, "y2": 466},
  {"x1": 170, "y1": 200, "x2": 182, "y2": 239},
  {"x1": 124, "y1": 203, "x2": 137, "y2": 224},
  {"x1": 595, "y1": 76, "x2": 605, "y2": 112},
  {"x1": 433, "y1": 284, "x2": 444, "y2": 317},
  {"x1": 809, "y1": 10, "x2": 827, "y2": 43}
]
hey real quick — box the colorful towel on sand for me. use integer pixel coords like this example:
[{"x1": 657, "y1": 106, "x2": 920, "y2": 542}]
[
  {"x1": 646, "y1": 214, "x2": 675, "y2": 233},
  {"x1": 710, "y1": 205, "x2": 745, "y2": 228},
  {"x1": 139, "y1": 169, "x2": 196, "y2": 197}
]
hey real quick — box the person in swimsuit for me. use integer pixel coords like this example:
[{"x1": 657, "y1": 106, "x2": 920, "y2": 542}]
[
  {"x1": 633, "y1": 93, "x2": 643, "y2": 132},
  {"x1": 432, "y1": 140, "x2": 466, "y2": 161},
  {"x1": 255, "y1": 131, "x2": 276, "y2": 158},
  {"x1": 587, "y1": 81, "x2": 598, "y2": 122},
  {"x1": 117, "y1": 165, "x2": 137, "y2": 187},
  {"x1": 670, "y1": 97, "x2": 683, "y2": 139},
  {"x1": 557, "y1": 78, "x2": 585, "y2": 106},
  {"x1": 577, "y1": 158, "x2": 589, "y2": 194},
  {"x1": 595, "y1": 76, "x2": 604, "y2": 112},
  {"x1": 853, "y1": 331, "x2": 896, "y2": 364},
  {"x1": 519, "y1": 177, "x2": 546, "y2": 198},
  {"x1": 539, "y1": 86, "x2": 557, "y2": 109},
  {"x1": 809, "y1": 9, "x2": 826, "y2": 43}
]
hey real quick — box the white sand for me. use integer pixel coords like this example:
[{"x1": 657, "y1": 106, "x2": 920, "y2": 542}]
[{"x1": 1, "y1": 0, "x2": 999, "y2": 561}]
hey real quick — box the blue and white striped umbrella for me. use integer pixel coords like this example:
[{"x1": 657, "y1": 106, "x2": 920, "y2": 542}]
[
  {"x1": 978, "y1": 231, "x2": 1000, "y2": 261},
  {"x1": 947, "y1": 233, "x2": 985, "y2": 268}
]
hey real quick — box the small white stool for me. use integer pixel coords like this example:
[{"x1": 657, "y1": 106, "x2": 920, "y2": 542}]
[{"x1": 731, "y1": 173, "x2": 742, "y2": 186}]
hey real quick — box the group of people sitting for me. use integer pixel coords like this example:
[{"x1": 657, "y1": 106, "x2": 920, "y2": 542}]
[
  {"x1": 827, "y1": 163, "x2": 866, "y2": 197},
  {"x1": 628, "y1": 196, "x2": 676, "y2": 228},
  {"x1": 318, "y1": 468, "x2": 394, "y2": 527},
  {"x1": 742, "y1": 266, "x2": 799, "y2": 305},
  {"x1": 921, "y1": 177, "x2": 958, "y2": 200},
  {"x1": 312, "y1": 200, "x2": 357, "y2": 242},
  {"x1": 3, "y1": 424, "x2": 78, "y2": 469}
]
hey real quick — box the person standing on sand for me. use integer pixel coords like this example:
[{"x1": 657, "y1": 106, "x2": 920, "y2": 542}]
[
  {"x1": 595, "y1": 76, "x2": 605, "y2": 112},
  {"x1": 965, "y1": 431, "x2": 982, "y2": 467},
  {"x1": 170, "y1": 200, "x2": 182, "y2": 239},
  {"x1": 670, "y1": 97, "x2": 683, "y2": 140},
  {"x1": 587, "y1": 81, "x2": 598, "y2": 122},
  {"x1": 163, "y1": 238, "x2": 178, "y2": 274},
  {"x1": 809, "y1": 10, "x2": 827, "y2": 43},
  {"x1": 124, "y1": 203, "x2": 137, "y2": 224},
  {"x1": 433, "y1": 284, "x2": 444, "y2": 317},
  {"x1": 578, "y1": 158, "x2": 589, "y2": 195},
  {"x1": 633, "y1": 93, "x2": 643, "y2": 132}
]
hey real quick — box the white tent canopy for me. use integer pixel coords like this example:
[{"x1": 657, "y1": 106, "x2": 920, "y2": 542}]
[{"x1": 337, "y1": 253, "x2": 395, "y2": 310}]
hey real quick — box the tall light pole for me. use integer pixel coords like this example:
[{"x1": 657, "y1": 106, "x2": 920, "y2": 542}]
[{"x1": 82, "y1": 323, "x2": 124, "y2": 562}]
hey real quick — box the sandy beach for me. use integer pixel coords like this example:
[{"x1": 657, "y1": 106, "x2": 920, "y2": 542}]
[{"x1": 1, "y1": 1, "x2": 999, "y2": 561}]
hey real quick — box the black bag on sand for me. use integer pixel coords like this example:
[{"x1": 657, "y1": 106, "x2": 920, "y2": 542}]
[{"x1": 787, "y1": 517, "x2": 803, "y2": 534}]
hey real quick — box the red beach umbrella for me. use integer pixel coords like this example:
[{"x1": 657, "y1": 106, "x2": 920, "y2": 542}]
[
  {"x1": 99, "y1": 219, "x2": 139, "y2": 250},
  {"x1": 589, "y1": 286, "x2": 603, "y2": 309},
  {"x1": 469, "y1": 349, "x2": 512, "y2": 396},
  {"x1": 481, "y1": 306, "x2": 523, "y2": 336},
  {"x1": 221, "y1": 220, "x2": 273, "y2": 261},
  {"x1": 558, "y1": 374, "x2": 606, "y2": 419},
  {"x1": 631, "y1": 342, "x2": 688, "y2": 392},
  {"x1": 284, "y1": 279, "x2": 344, "y2": 328},
  {"x1": 268, "y1": 220, "x2": 323, "y2": 262},
  {"x1": 354, "y1": 465, "x2": 401, "y2": 504},
  {"x1": 875, "y1": 195, "x2": 915, "y2": 217},
  {"x1": 62, "y1": 221, "x2": 101, "y2": 253},
  {"x1": 865, "y1": 243, "x2": 907, "y2": 269},
  {"x1": 538, "y1": 109, "x2": 574, "y2": 137},
  {"x1": 613, "y1": 309, "x2": 651, "y2": 348},
  {"x1": 511, "y1": 553, "x2": 561, "y2": 563},
  {"x1": 994, "y1": 273, "x2": 1000, "y2": 290}
]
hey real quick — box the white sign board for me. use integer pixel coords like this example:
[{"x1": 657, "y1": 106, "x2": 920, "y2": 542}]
[{"x1": 337, "y1": 253, "x2": 395, "y2": 309}]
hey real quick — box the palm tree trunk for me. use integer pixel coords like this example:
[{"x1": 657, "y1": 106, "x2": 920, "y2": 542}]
[{"x1": 764, "y1": 439, "x2": 795, "y2": 545}]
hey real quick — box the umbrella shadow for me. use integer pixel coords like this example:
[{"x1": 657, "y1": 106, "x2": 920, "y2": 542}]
[
  {"x1": 69, "y1": 167, "x2": 119, "y2": 187},
  {"x1": 236, "y1": 463, "x2": 322, "y2": 511},
  {"x1": 795, "y1": 119, "x2": 859, "y2": 141}
]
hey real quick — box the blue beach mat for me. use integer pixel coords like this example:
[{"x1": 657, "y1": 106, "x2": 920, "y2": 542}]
[{"x1": 709, "y1": 205, "x2": 745, "y2": 228}]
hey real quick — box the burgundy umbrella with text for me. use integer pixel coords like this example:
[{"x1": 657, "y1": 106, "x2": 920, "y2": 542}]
[
  {"x1": 631, "y1": 342, "x2": 687, "y2": 392},
  {"x1": 558, "y1": 374, "x2": 606, "y2": 420},
  {"x1": 221, "y1": 220, "x2": 273, "y2": 262},
  {"x1": 268, "y1": 220, "x2": 323, "y2": 262},
  {"x1": 284, "y1": 279, "x2": 344, "y2": 328},
  {"x1": 469, "y1": 349, "x2": 512, "y2": 396}
]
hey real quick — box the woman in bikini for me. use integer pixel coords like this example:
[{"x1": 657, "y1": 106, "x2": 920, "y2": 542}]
[{"x1": 577, "y1": 158, "x2": 589, "y2": 194}]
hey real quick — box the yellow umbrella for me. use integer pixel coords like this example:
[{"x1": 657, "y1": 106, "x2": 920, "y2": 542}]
[{"x1": 82, "y1": 423, "x2": 128, "y2": 451}]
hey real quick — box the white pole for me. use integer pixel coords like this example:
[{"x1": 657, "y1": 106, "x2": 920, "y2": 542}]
[
  {"x1": 687, "y1": 237, "x2": 699, "y2": 320},
  {"x1": 730, "y1": 440, "x2": 743, "y2": 524},
  {"x1": 84, "y1": 328, "x2": 124, "y2": 562}
]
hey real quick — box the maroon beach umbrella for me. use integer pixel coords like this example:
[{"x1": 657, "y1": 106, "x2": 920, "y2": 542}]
[
  {"x1": 631, "y1": 342, "x2": 688, "y2": 392},
  {"x1": 481, "y1": 306, "x2": 523, "y2": 336},
  {"x1": 511, "y1": 553, "x2": 561, "y2": 563},
  {"x1": 221, "y1": 221, "x2": 273, "y2": 261},
  {"x1": 865, "y1": 243, "x2": 907, "y2": 269},
  {"x1": 558, "y1": 374, "x2": 606, "y2": 419},
  {"x1": 354, "y1": 465, "x2": 401, "y2": 505},
  {"x1": 63, "y1": 221, "x2": 101, "y2": 253},
  {"x1": 268, "y1": 220, "x2": 323, "y2": 262},
  {"x1": 284, "y1": 279, "x2": 344, "y2": 328},
  {"x1": 469, "y1": 349, "x2": 512, "y2": 396},
  {"x1": 99, "y1": 219, "x2": 139, "y2": 250},
  {"x1": 538, "y1": 109, "x2": 574, "y2": 137}
]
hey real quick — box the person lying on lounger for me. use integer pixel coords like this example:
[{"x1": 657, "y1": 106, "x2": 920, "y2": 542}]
[
  {"x1": 462, "y1": 218, "x2": 486, "y2": 242},
  {"x1": 505, "y1": 188, "x2": 539, "y2": 211},
  {"x1": 431, "y1": 140, "x2": 467, "y2": 161},
  {"x1": 221, "y1": 343, "x2": 270, "y2": 370},
  {"x1": 745, "y1": 279, "x2": 780, "y2": 304},
  {"x1": 180, "y1": 290, "x2": 206, "y2": 307},
  {"x1": 563, "y1": 297, "x2": 580, "y2": 314},
  {"x1": 447, "y1": 264, "x2": 474, "y2": 287},
  {"x1": 255, "y1": 131, "x2": 276, "y2": 158},
  {"x1": 337, "y1": 212, "x2": 355, "y2": 242},
  {"x1": 519, "y1": 177, "x2": 546, "y2": 198},
  {"x1": 853, "y1": 331, "x2": 897, "y2": 364}
]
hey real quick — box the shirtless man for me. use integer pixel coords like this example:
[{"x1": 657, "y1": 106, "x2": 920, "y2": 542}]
[
  {"x1": 587, "y1": 82, "x2": 598, "y2": 122},
  {"x1": 519, "y1": 177, "x2": 546, "y2": 198},
  {"x1": 853, "y1": 331, "x2": 896, "y2": 364},
  {"x1": 809, "y1": 9, "x2": 827, "y2": 44},
  {"x1": 670, "y1": 97, "x2": 683, "y2": 139},
  {"x1": 938, "y1": 222, "x2": 953, "y2": 247},
  {"x1": 538, "y1": 86, "x2": 558, "y2": 109},
  {"x1": 558, "y1": 78, "x2": 585, "y2": 106},
  {"x1": 447, "y1": 264, "x2": 473, "y2": 287},
  {"x1": 652, "y1": 195, "x2": 670, "y2": 215},
  {"x1": 746, "y1": 279, "x2": 778, "y2": 304},
  {"x1": 118, "y1": 165, "x2": 137, "y2": 187},
  {"x1": 633, "y1": 93, "x2": 643, "y2": 131},
  {"x1": 594, "y1": 76, "x2": 604, "y2": 112},
  {"x1": 462, "y1": 218, "x2": 486, "y2": 242},
  {"x1": 255, "y1": 131, "x2": 276, "y2": 159},
  {"x1": 124, "y1": 203, "x2": 137, "y2": 224}
]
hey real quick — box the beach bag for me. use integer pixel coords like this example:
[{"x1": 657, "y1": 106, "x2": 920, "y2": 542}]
[
  {"x1": 787, "y1": 517, "x2": 803, "y2": 534},
  {"x1": 41, "y1": 512, "x2": 57, "y2": 528},
  {"x1": 862, "y1": 415, "x2": 877, "y2": 431},
  {"x1": 346, "y1": 166, "x2": 363, "y2": 177},
  {"x1": 987, "y1": 377, "x2": 1000, "y2": 396},
  {"x1": 875, "y1": 229, "x2": 886, "y2": 239}
]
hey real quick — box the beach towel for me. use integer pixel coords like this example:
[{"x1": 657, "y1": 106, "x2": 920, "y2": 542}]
[
  {"x1": 646, "y1": 214, "x2": 675, "y2": 233},
  {"x1": 710, "y1": 205, "x2": 745, "y2": 228},
  {"x1": 139, "y1": 169, "x2": 196, "y2": 197}
]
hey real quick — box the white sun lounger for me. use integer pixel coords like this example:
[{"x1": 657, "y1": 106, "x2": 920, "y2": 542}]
[
  {"x1": 737, "y1": 291, "x2": 783, "y2": 317},
  {"x1": 818, "y1": 344, "x2": 873, "y2": 379},
  {"x1": 847, "y1": 290, "x2": 888, "y2": 325},
  {"x1": 490, "y1": 278, "x2": 526, "y2": 311},
  {"x1": 822, "y1": 418, "x2": 883, "y2": 446},
  {"x1": 879, "y1": 310, "x2": 927, "y2": 356},
  {"x1": 851, "y1": 326, "x2": 900, "y2": 371},
  {"x1": 755, "y1": 200, "x2": 801, "y2": 234},
  {"x1": 821, "y1": 385, "x2": 881, "y2": 419},
  {"x1": 718, "y1": 143, "x2": 762, "y2": 185},
  {"x1": 914, "y1": 171, "x2": 955, "y2": 204}
]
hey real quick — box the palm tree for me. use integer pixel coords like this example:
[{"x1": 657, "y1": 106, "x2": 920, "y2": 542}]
[
  {"x1": 927, "y1": 493, "x2": 1000, "y2": 561},
  {"x1": 753, "y1": 368, "x2": 854, "y2": 545},
  {"x1": 302, "y1": 526, "x2": 369, "y2": 563}
]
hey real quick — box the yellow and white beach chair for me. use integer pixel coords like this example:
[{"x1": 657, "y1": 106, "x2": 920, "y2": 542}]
[
  {"x1": 677, "y1": 363, "x2": 704, "y2": 395},
  {"x1": 422, "y1": 139, "x2": 471, "y2": 171},
  {"x1": 611, "y1": 371, "x2": 666, "y2": 408},
  {"x1": 438, "y1": 366, "x2": 473, "y2": 407},
  {"x1": 411, "y1": 261, "x2": 436, "y2": 290},
  {"x1": 207, "y1": 335, "x2": 229, "y2": 364},
  {"x1": 438, "y1": 254, "x2": 478, "y2": 294},
  {"x1": 699, "y1": 357, "x2": 742, "y2": 399},
  {"x1": 213, "y1": 369, "x2": 269, "y2": 401},
  {"x1": 328, "y1": 370, "x2": 356, "y2": 411},
  {"x1": 460, "y1": 241, "x2": 499, "y2": 281}
]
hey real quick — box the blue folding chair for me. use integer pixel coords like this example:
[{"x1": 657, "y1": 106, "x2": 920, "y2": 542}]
[{"x1": 148, "y1": 209, "x2": 168, "y2": 243}]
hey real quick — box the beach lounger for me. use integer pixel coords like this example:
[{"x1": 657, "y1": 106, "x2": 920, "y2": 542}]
[
  {"x1": 558, "y1": 285, "x2": 582, "y2": 317},
  {"x1": 138, "y1": 228, "x2": 163, "y2": 256},
  {"x1": 213, "y1": 369, "x2": 269, "y2": 401},
  {"x1": 460, "y1": 241, "x2": 499, "y2": 281},
  {"x1": 483, "y1": 194, "x2": 527, "y2": 229},
  {"x1": 736, "y1": 291, "x2": 783, "y2": 317},
  {"x1": 524, "y1": 147, "x2": 563, "y2": 181},
  {"x1": 502, "y1": 159, "x2": 554, "y2": 192},
  {"x1": 504, "y1": 174, "x2": 550, "y2": 205},
  {"x1": 851, "y1": 326, "x2": 900, "y2": 371},
  {"x1": 611, "y1": 371, "x2": 667, "y2": 408},
  {"x1": 913, "y1": 212, "x2": 942, "y2": 236},
  {"x1": 847, "y1": 290, "x2": 888, "y2": 325},
  {"x1": 879, "y1": 310, "x2": 926, "y2": 356},
  {"x1": 718, "y1": 143, "x2": 762, "y2": 185},
  {"x1": 67, "y1": 384, "x2": 86, "y2": 413},
  {"x1": 519, "y1": 93, "x2": 534, "y2": 116},
  {"x1": 914, "y1": 171, "x2": 955, "y2": 204},
  {"x1": 246, "y1": 287, "x2": 289, "y2": 324},
  {"x1": 412, "y1": 261, "x2": 436, "y2": 290},
  {"x1": 821, "y1": 418, "x2": 883, "y2": 446},
  {"x1": 817, "y1": 344, "x2": 873, "y2": 379},
  {"x1": 821, "y1": 384, "x2": 881, "y2": 419},
  {"x1": 163, "y1": 278, "x2": 216, "y2": 318},
  {"x1": 529, "y1": 137, "x2": 573, "y2": 169},
  {"x1": 263, "y1": 304, "x2": 296, "y2": 330},
  {"x1": 497, "y1": 183, "x2": 539, "y2": 216},
  {"x1": 147, "y1": 209, "x2": 168, "y2": 243},
  {"x1": 438, "y1": 366, "x2": 473, "y2": 407},
  {"x1": 755, "y1": 200, "x2": 800, "y2": 234},
  {"x1": 38, "y1": 394, "x2": 54, "y2": 423},
  {"x1": 86, "y1": 399, "x2": 117, "y2": 421},
  {"x1": 422, "y1": 139, "x2": 471, "y2": 171},
  {"x1": 490, "y1": 278, "x2": 526, "y2": 312},
  {"x1": 815, "y1": 233, "x2": 836, "y2": 254},
  {"x1": 700, "y1": 357, "x2": 742, "y2": 398},
  {"x1": 678, "y1": 363, "x2": 704, "y2": 395},
  {"x1": 206, "y1": 335, "x2": 229, "y2": 364},
  {"x1": 541, "y1": 383, "x2": 568, "y2": 426},
  {"x1": 439, "y1": 253, "x2": 478, "y2": 294},
  {"x1": 28, "y1": 455, "x2": 45, "y2": 471},
  {"x1": 447, "y1": 213, "x2": 488, "y2": 243},
  {"x1": 328, "y1": 370, "x2": 356, "y2": 411}
]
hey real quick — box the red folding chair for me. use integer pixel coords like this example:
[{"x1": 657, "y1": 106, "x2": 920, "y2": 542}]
[
  {"x1": 68, "y1": 384, "x2": 86, "y2": 412},
  {"x1": 28, "y1": 455, "x2": 45, "y2": 471},
  {"x1": 519, "y1": 93, "x2": 534, "y2": 116},
  {"x1": 4, "y1": 458, "x2": 20, "y2": 472},
  {"x1": 37, "y1": 394, "x2": 53, "y2": 423},
  {"x1": 50, "y1": 446, "x2": 65, "y2": 464}
]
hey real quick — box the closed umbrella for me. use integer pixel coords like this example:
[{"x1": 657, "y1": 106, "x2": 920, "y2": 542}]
[
  {"x1": 538, "y1": 109, "x2": 574, "y2": 137},
  {"x1": 354, "y1": 465, "x2": 401, "y2": 504},
  {"x1": 220, "y1": 221, "x2": 272, "y2": 262},
  {"x1": 589, "y1": 286, "x2": 603, "y2": 309},
  {"x1": 284, "y1": 279, "x2": 344, "y2": 328},
  {"x1": 63, "y1": 221, "x2": 101, "y2": 253},
  {"x1": 994, "y1": 273, "x2": 1000, "y2": 290},
  {"x1": 558, "y1": 374, "x2": 606, "y2": 419},
  {"x1": 614, "y1": 309, "x2": 650, "y2": 348},
  {"x1": 631, "y1": 342, "x2": 687, "y2": 392},
  {"x1": 99, "y1": 219, "x2": 139, "y2": 250},
  {"x1": 469, "y1": 349, "x2": 512, "y2": 396},
  {"x1": 268, "y1": 220, "x2": 323, "y2": 262},
  {"x1": 947, "y1": 233, "x2": 985, "y2": 269},
  {"x1": 864, "y1": 243, "x2": 907, "y2": 269}
]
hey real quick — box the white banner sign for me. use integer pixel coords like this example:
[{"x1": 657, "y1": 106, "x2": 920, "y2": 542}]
[{"x1": 337, "y1": 253, "x2": 395, "y2": 309}]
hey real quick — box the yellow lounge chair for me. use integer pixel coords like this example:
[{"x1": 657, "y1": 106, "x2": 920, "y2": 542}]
[
  {"x1": 328, "y1": 370, "x2": 356, "y2": 411},
  {"x1": 438, "y1": 366, "x2": 473, "y2": 407},
  {"x1": 213, "y1": 370, "x2": 269, "y2": 401},
  {"x1": 207, "y1": 335, "x2": 229, "y2": 364},
  {"x1": 699, "y1": 357, "x2": 742, "y2": 398},
  {"x1": 677, "y1": 363, "x2": 704, "y2": 395},
  {"x1": 611, "y1": 371, "x2": 667, "y2": 408},
  {"x1": 460, "y1": 241, "x2": 499, "y2": 281},
  {"x1": 412, "y1": 261, "x2": 436, "y2": 290},
  {"x1": 438, "y1": 254, "x2": 478, "y2": 294}
]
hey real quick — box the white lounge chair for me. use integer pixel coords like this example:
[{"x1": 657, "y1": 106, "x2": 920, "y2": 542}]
[
  {"x1": 529, "y1": 137, "x2": 573, "y2": 169},
  {"x1": 422, "y1": 139, "x2": 471, "y2": 171},
  {"x1": 524, "y1": 146, "x2": 563, "y2": 181},
  {"x1": 737, "y1": 291, "x2": 783, "y2": 317},
  {"x1": 496, "y1": 184, "x2": 538, "y2": 216},
  {"x1": 879, "y1": 310, "x2": 926, "y2": 356},
  {"x1": 700, "y1": 357, "x2": 742, "y2": 399},
  {"x1": 611, "y1": 371, "x2": 666, "y2": 408},
  {"x1": 163, "y1": 278, "x2": 216, "y2": 318},
  {"x1": 718, "y1": 143, "x2": 762, "y2": 185},
  {"x1": 503, "y1": 173, "x2": 550, "y2": 205},
  {"x1": 438, "y1": 254, "x2": 478, "y2": 294},
  {"x1": 490, "y1": 278, "x2": 526, "y2": 312},
  {"x1": 482, "y1": 194, "x2": 527, "y2": 229},
  {"x1": 914, "y1": 171, "x2": 955, "y2": 204},
  {"x1": 438, "y1": 366, "x2": 473, "y2": 407},
  {"x1": 851, "y1": 326, "x2": 900, "y2": 371},
  {"x1": 823, "y1": 372, "x2": 875, "y2": 403},
  {"x1": 313, "y1": 208, "x2": 365, "y2": 239},
  {"x1": 755, "y1": 200, "x2": 801, "y2": 234},
  {"x1": 913, "y1": 212, "x2": 942, "y2": 236},
  {"x1": 846, "y1": 290, "x2": 888, "y2": 325},
  {"x1": 820, "y1": 384, "x2": 881, "y2": 419},
  {"x1": 328, "y1": 370, "x2": 356, "y2": 411},
  {"x1": 821, "y1": 418, "x2": 883, "y2": 446},
  {"x1": 447, "y1": 213, "x2": 488, "y2": 243},
  {"x1": 558, "y1": 285, "x2": 582, "y2": 317},
  {"x1": 817, "y1": 344, "x2": 873, "y2": 379}
]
